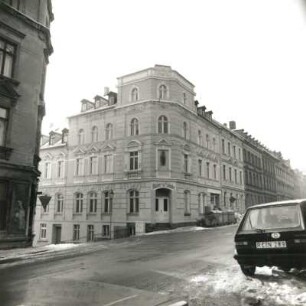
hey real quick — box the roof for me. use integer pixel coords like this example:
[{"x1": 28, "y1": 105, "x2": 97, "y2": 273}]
[{"x1": 247, "y1": 199, "x2": 306, "y2": 210}]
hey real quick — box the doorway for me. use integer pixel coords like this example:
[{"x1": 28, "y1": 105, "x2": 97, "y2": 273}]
[
  {"x1": 155, "y1": 188, "x2": 171, "y2": 222},
  {"x1": 53, "y1": 225, "x2": 62, "y2": 244}
]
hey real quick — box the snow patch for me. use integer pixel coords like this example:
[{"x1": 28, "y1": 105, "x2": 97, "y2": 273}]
[
  {"x1": 142, "y1": 226, "x2": 210, "y2": 236},
  {"x1": 190, "y1": 267, "x2": 306, "y2": 305},
  {"x1": 44, "y1": 243, "x2": 80, "y2": 251}
]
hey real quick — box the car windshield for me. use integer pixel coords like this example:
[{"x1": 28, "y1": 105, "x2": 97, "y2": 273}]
[{"x1": 241, "y1": 204, "x2": 302, "y2": 231}]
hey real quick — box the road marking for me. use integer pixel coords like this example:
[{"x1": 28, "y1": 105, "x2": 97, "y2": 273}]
[{"x1": 103, "y1": 294, "x2": 138, "y2": 306}]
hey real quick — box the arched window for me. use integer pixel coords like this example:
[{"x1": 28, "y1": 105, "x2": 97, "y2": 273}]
[
  {"x1": 78, "y1": 129, "x2": 84, "y2": 145},
  {"x1": 198, "y1": 130, "x2": 202, "y2": 145},
  {"x1": 91, "y1": 126, "x2": 98, "y2": 142},
  {"x1": 104, "y1": 191, "x2": 113, "y2": 213},
  {"x1": 105, "y1": 123, "x2": 113, "y2": 140},
  {"x1": 131, "y1": 88, "x2": 139, "y2": 102},
  {"x1": 158, "y1": 115, "x2": 168, "y2": 134},
  {"x1": 129, "y1": 190, "x2": 139, "y2": 213},
  {"x1": 130, "y1": 118, "x2": 139, "y2": 136},
  {"x1": 89, "y1": 192, "x2": 97, "y2": 213},
  {"x1": 56, "y1": 194, "x2": 64, "y2": 213},
  {"x1": 183, "y1": 122, "x2": 187, "y2": 139},
  {"x1": 75, "y1": 193, "x2": 83, "y2": 213},
  {"x1": 159, "y1": 85, "x2": 167, "y2": 100}
]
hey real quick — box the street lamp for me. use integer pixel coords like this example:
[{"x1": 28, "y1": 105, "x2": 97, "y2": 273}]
[{"x1": 109, "y1": 190, "x2": 114, "y2": 239}]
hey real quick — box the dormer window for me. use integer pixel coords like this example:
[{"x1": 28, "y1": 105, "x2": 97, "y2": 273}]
[
  {"x1": 62, "y1": 129, "x2": 68, "y2": 143},
  {"x1": 49, "y1": 134, "x2": 55, "y2": 145},
  {"x1": 158, "y1": 85, "x2": 167, "y2": 100}
]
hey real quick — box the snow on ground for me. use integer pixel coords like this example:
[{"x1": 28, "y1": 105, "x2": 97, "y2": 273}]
[
  {"x1": 44, "y1": 243, "x2": 80, "y2": 251},
  {"x1": 141, "y1": 226, "x2": 212, "y2": 236},
  {"x1": 190, "y1": 266, "x2": 306, "y2": 306}
]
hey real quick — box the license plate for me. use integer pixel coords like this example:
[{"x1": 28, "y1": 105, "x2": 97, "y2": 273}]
[{"x1": 256, "y1": 241, "x2": 287, "y2": 249}]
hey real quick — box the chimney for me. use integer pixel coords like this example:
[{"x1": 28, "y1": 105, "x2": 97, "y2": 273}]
[
  {"x1": 104, "y1": 87, "x2": 110, "y2": 96},
  {"x1": 229, "y1": 121, "x2": 236, "y2": 130}
]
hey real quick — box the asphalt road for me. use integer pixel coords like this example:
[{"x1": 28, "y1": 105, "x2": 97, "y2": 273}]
[{"x1": 1, "y1": 225, "x2": 305, "y2": 306}]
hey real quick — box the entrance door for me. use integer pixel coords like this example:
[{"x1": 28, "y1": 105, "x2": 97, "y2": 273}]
[
  {"x1": 155, "y1": 197, "x2": 169, "y2": 222},
  {"x1": 53, "y1": 225, "x2": 62, "y2": 244}
]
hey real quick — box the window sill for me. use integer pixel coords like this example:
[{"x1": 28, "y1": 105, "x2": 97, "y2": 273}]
[
  {"x1": 127, "y1": 213, "x2": 139, "y2": 216},
  {"x1": 184, "y1": 212, "x2": 191, "y2": 216}
]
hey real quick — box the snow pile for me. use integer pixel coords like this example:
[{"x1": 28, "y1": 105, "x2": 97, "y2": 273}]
[
  {"x1": 142, "y1": 226, "x2": 210, "y2": 236},
  {"x1": 44, "y1": 243, "x2": 80, "y2": 251},
  {"x1": 190, "y1": 266, "x2": 306, "y2": 306}
]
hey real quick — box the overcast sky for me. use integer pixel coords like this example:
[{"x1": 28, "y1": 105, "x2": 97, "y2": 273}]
[{"x1": 43, "y1": 0, "x2": 306, "y2": 173}]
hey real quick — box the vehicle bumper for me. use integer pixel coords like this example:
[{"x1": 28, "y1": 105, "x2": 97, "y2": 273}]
[{"x1": 234, "y1": 253, "x2": 306, "y2": 268}]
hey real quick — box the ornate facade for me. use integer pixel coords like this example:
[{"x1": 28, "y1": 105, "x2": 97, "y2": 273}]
[{"x1": 0, "y1": 0, "x2": 53, "y2": 248}]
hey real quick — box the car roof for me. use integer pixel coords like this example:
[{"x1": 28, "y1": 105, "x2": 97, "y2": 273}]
[{"x1": 246, "y1": 199, "x2": 306, "y2": 210}]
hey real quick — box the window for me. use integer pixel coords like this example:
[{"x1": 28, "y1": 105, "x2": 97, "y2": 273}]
[
  {"x1": 198, "y1": 159, "x2": 202, "y2": 176},
  {"x1": 223, "y1": 165, "x2": 226, "y2": 180},
  {"x1": 75, "y1": 193, "x2": 83, "y2": 213},
  {"x1": 224, "y1": 192, "x2": 227, "y2": 206},
  {"x1": 129, "y1": 151, "x2": 138, "y2": 170},
  {"x1": 229, "y1": 167, "x2": 232, "y2": 181},
  {"x1": 206, "y1": 134, "x2": 210, "y2": 148},
  {"x1": 40, "y1": 223, "x2": 47, "y2": 239},
  {"x1": 57, "y1": 160, "x2": 64, "y2": 178},
  {"x1": 158, "y1": 116, "x2": 168, "y2": 134},
  {"x1": 184, "y1": 191, "x2": 191, "y2": 215},
  {"x1": 73, "y1": 224, "x2": 80, "y2": 241},
  {"x1": 206, "y1": 162, "x2": 210, "y2": 179},
  {"x1": 238, "y1": 148, "x2": 241, "y2": 160},
  {"x1": 158, "y1": 149, "x2": 169, "y2": 169},
  {"x1": 184, "y1": 154, "x2": 189, "y2": 173},
  {"x1": 210, "y1": 193, "x2": 220, "y2": 206},
  {"x1": 104, "y1": 191, "x2": 113, "y2": 213},
  {"x1": 104, "y1": 154, "x2": 113, "y2": 173},
  {"x1": 78, "y1": 129, "x2": 84, "y2": 145},
  {"x1": 55, "y1": 194, "x2": 64, "y2": 213},
  {"x1": 88, "y1": 192, "x2": 97, "y2": 213},
  {"x1": 91, "y1": 126, "x2": 98, "y2": 142},
  {"x1": 102, "y1": 225, "x2": 110, "y2": 237},
  {"x1": 234, "y1": 169, "x2": 237, "y2": 183},
  {"x1": 240, "y1": 171, "x2": 243, "y2": 185},
  {"x1": 198, "y1": 130, "x2": 202, "y2": 146},
  {"x1": 130, "y1": 118, "x2": 139, "y2": 136},
  {"x1": 212, "y1": 138, "x2": 216, "y2": 151},
  {"x1": 44, "y1": 162, "x2": 51, "y2": 179},
  {"x1": 129, "y1": 190, "x2": 139, "y2": 213},
  {"x1": 233, "y1": 145, "x2": 236, "y2": 158},
  {"x1": 0, "y1": 107, "x2": 8, "y2": 146},
  {"x1": 75, "y1": 158, "x2": 83, "y2": 176},
  {"x1": 213, "y1": 164, "x2": 217, "y2": 180},
  {"x1": 222, "y1": 139, "x2": 225, "y2": 154},
  {"x1": 159, "y1": 85, "x2": 167, "y2": 99},
  {"x1": 87, "y1": 225, "x2": 94, "y2": 242},
  {"x1": 198, "y1": 193, "x2": 205, "y2": 214},
  {"x1": 131, "y1": 88, "x2": 139, "y2": 102},
  {"x1": 183, "y1": 122, "x2": 187, "y2": 139},
  {"x1": 228, "y1": 142, "x2": 231, "y2": 156},
  {"x1": 105, "y1": 123, "x2": 113, "y2": 140},
  {"x1": 183, "y1": 92, "x2": 187, "y2": 104},
  {"x1": 0, "y1": 38, "x2": 16, "y2": 78},
  {"x1": 89, "y1": 156, "x2": 98, "y2": 175}
]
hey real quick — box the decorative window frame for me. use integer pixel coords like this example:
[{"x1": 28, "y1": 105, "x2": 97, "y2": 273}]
[
  {"x1": 130, "y1": 86, "x2": 140, "y2": 102},
  {"x1": 157, "y1": 83, "x2": 169, "y2": 100},
  {"x1": 157, "y1": 115, "x2": 170, "y2": 134}
]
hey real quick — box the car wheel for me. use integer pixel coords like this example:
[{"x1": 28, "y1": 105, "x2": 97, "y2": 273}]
[{"x1": 240, "y1": 265, "x2": 256, "y2": 276}]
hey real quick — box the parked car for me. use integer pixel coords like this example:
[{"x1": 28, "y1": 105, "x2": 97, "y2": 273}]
[{"x1": 234, "y1": 199, "x2": 306, "y2": 276}]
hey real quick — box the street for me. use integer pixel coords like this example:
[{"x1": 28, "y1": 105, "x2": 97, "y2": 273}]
[{"x1": 0, "y1": 225, "x2": 306, "y2": 306}]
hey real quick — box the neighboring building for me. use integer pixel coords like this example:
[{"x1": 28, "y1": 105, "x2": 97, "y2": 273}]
[
  {"x1": 219, "y1": 122, "x2": 245, "y2": 211},
  {"x1": 273, "y1": 153, "x2": 295, "y2": 201},
  {"x1": 235, "y1": 130, "x2": 264, "y2": 208},
  {"x1": 34, "y1": 65, "x2": 245, "y2": 245},
  {"x1": 0, "y1": 1, "x2": 53, "y2": 248}
]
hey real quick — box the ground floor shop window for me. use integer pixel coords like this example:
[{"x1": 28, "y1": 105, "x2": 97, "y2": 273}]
[
  {"x1": 73, "y1": 224, "x2": 80, "y2": 241},
  {"x1": 87, "y1": 225, "x2": 94, "y2": 241},
  {"x1": 102, "y1": 225, "x2": 110, "y2": 237}
]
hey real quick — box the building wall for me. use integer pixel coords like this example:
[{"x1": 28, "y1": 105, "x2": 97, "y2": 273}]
[{"x1": 0, "y1": 0, "x2": 53, "y2": 248}]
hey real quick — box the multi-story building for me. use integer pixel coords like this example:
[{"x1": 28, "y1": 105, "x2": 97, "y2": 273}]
[
  {"x1": 235, "y1": 130, "x2": 264, "y2": 208},
  {"x1": 0, "y1": 0, "x2": 53, "y2": 248},
  {"x1": 34, "y1": 65, "x2": 245, "y2": 245},
  {"x1": 219, "y1": 122, "x2": 245, "y2": 211}
]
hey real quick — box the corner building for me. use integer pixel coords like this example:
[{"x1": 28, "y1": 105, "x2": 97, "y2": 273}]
[
  {"x1": 35, "y1": 65, "x2": 245, "y2": 245},
  {"x1": 0, "y1": 0, "x2": 53, "y2": 248}
]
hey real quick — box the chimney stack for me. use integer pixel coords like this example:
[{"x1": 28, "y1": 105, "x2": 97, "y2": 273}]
[{"x1": 229, "y1": 121, "x2": 236, "y2": 130}]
